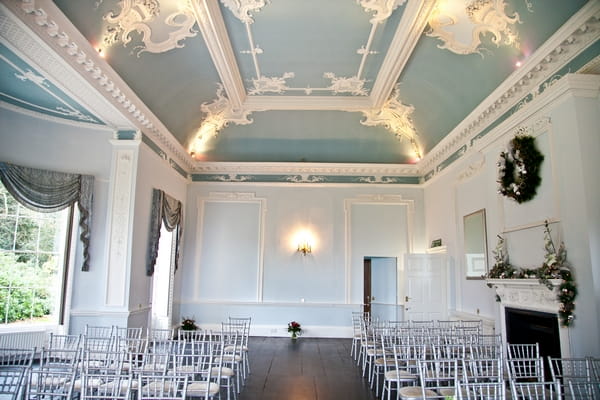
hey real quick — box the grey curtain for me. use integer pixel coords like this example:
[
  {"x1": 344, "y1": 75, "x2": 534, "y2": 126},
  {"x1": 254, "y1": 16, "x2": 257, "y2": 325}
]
[
  {"x1": 0, "y1": 162, "x2": 94, "y2": 271},
  {"x1": 147, "y1": 188, "x2": 183, "y2": 276}
]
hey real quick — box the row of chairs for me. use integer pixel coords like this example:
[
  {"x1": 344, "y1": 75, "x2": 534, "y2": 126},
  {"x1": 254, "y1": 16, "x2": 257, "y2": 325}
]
[
  {"x1": 352, "y1": 313, "x2": 600, "y2": 399},
  {"x1": 0, "y1": 316, "x2": 252, "y2": 399}
]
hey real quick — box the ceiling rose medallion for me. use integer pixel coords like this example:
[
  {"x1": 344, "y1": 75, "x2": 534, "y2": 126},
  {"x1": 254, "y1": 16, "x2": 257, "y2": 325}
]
[{"x1": 426, "y1": 0, "x2": 523, "y2": 55}]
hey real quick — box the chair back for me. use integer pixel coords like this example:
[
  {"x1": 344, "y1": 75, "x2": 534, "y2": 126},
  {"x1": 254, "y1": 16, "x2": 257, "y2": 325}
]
[
  {"x1": 506, "y1": 357, "x2": 545, "y2": 382},
  {"x1": 0, "y1": 348, "x2": 34, "y2": 398},
  {"x1": 568, "y1": 380, "x2": 600, "y2": 400},
  {"x1": 26, "y1": 369, "x2": 76, "y2": 399},
  {"x1": 457, "y1": 381, "x2": 505, "y2": 400},
  {"x1": 137, "y1": 373, "x2": 188, "y2": 400},
  {"x1": 80, "y1": 371, "x2": 133, "y2": 400},
  {"x1": 418, "y1": 359, "x2": 459, "y2": 400},
  {"x1": 509, "y1": 380, "x2": 561, "y2": 400},
  {"x1": 84, "y1": 325, "x2": 114, "y2": 338},
  {"x1": 507, "y1": 342, "x2": 540, "y2": 359}
]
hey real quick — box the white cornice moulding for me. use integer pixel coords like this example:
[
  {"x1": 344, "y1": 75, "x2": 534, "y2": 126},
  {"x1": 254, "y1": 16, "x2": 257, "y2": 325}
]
[
  {"x1": 192, "y1": 161, "x2": 420, "y2": 176},
  {"x1": 419, "y1": 1, "x2": 600, "y2": 175},
  {"x1": 0, "y1": 2, "x2": 130, "y2": 128},
  {"x1": 4, "y1": 0, "x2": 196, "y2": 172}
]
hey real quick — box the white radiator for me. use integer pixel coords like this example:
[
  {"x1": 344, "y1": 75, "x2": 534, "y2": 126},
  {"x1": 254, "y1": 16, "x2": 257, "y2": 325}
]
[{"x1": 0, "y1": 330, "x2": 47, "y2": 351}]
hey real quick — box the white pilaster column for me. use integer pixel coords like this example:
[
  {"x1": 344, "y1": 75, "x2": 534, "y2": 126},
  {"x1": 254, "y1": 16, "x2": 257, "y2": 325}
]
[{"x1": 104, "y1": 134, "x2": 141, "y2": 308}]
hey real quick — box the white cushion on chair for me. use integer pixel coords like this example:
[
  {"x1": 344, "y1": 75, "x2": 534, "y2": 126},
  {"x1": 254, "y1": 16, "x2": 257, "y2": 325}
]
[
  {"x1": 187, "y1": 381, "x2": 220, "y2": 396},
  {"x1": 398, "y1": 385, "x2": 436, "y2": 399},
  {"x1": 384, "y1": 369, "x2": 417, "y2": 381}
]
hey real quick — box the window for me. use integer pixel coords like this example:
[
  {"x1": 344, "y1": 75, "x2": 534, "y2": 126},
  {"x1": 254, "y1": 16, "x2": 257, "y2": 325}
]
[{"x1": 0, "y1": 183, "x2": 72, "y2": 326}]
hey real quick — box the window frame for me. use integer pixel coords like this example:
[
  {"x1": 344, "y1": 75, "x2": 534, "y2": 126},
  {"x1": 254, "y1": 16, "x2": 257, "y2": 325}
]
[{"x1": 0, "y1": 184, "x2": 77, "y2": 332}]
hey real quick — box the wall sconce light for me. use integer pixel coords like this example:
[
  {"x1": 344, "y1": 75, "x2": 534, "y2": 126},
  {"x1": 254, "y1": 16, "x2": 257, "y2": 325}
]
[{"x1": 297, "y1": 240, "x2": 312, "y2": 256}]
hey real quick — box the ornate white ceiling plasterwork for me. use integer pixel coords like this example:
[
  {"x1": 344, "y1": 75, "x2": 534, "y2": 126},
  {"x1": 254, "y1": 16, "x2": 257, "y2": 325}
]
[
  {"x1": 0, "y1": 1, "x2": 129, "y2": 127},
  {"x1": 360, "y1": 84, "x2": 421, "y2": 158},
  {"x1": 102, "y1": 0, "x2": 198, "y2": 55},
  {"x1": 419, "y1": 1, "x2": 600, "y2": 178},
  {"x1": 426, "y1": 0, "x2": 523, "y2": 56},
  {"x1": 3, "y1": 0, "x2": 196, "y2": 171},
  {"x1": 191, "y1": 84, "x2": 253, "y2": 156},
  {"x1": 191, "y1": 160, "x2": 419, "y2": 177}
]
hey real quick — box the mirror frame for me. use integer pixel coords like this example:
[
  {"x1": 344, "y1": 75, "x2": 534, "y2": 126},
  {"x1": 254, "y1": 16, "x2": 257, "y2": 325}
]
[{"x1": 463, "y1": 208, "x2": 488, "y2": 280}]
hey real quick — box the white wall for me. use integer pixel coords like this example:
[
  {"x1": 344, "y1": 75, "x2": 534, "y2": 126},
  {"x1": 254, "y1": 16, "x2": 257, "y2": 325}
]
[
  {"x1": 423, "y1": 74, "x2": 600, "y2": 357},
  {"x1": 0, "y1": 107, "x2": 114, "y2": 333},
  {"x1": 128, "y1": 145, "x2": 188, "y2": 331},
  {"x1": 175, "y1": 184, "x2": 424, "y2": 337}
]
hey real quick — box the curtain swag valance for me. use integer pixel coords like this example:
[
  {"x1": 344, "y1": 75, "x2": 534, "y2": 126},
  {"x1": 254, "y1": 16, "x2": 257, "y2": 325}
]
[
  {"x1": 147, "y1": 188, "x2": 183, "y2": 276},
  {"x1": 0, "y1": 161, "x2": 94, "y2": 271}
]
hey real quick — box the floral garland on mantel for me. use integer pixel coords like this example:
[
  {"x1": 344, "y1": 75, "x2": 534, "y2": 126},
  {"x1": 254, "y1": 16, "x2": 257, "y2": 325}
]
[
  {"x1": 485, "y1": 221, "x2": 577, "y2": 327},
  {"x1": 498, "y1": 134, "x2": 544, "y2": 203}
]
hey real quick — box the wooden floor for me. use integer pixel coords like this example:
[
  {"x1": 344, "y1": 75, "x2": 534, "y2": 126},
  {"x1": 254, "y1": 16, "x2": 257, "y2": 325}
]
[{"x1": 238, "y1": 337, "x2": 377, "y2": 400}]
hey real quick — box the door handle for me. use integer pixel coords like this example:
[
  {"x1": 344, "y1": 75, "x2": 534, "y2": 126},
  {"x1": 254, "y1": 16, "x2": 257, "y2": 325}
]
[{"x1": 405, "y1": 296, "x2": 411, "y2": 302}]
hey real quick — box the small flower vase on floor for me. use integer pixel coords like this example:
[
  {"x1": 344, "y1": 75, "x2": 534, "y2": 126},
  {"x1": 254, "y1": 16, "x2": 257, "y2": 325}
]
[{"x1": 291, "y1": 332, "x2": 298, "y2": 340}]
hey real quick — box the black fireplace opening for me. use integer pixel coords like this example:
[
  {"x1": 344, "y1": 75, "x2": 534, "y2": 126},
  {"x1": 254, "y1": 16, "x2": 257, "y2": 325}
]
[{"x1": 505, "y1": 307, "x2": 561, "y2": 380}]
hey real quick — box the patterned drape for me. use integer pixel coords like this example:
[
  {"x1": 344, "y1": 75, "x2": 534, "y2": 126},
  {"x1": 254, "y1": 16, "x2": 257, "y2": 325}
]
[
  {"x1": 0, "y1": 162, "x2": 94, "y2": 271},
  {"x1": 147, "y1": 188, "x2": 183, "y2": 276}
]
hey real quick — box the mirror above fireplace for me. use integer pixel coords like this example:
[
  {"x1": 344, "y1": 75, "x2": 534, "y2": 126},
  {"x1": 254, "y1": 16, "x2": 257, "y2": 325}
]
[{"x1": 463, "y1": 209, "x2": 488, "y2": 279}]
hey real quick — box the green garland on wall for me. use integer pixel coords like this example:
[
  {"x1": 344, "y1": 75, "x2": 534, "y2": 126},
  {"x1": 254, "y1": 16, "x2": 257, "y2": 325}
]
[
  {"x1": 485, "y1": 222, "x2": 577, "y2": 327},
  {"x1": 498, "y1": 135, "x2": 544, "y2": 203}
]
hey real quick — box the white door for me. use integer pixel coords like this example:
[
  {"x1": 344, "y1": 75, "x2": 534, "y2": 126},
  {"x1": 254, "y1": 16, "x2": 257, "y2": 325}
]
[{"x1": 404, "y1": 254, "x2": 447, "y2": 321}]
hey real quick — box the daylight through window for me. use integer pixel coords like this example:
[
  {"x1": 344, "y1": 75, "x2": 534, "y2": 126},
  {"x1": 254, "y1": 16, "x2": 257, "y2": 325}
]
[{"x1": 0, "y1": 183, "x2": 72, "y2": 326}]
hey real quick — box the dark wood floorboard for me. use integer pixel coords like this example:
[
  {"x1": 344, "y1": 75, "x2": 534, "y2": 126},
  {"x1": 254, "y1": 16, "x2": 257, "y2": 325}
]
[{"x1": 238, "y1": 337, "x2": 377, "y2": 400}]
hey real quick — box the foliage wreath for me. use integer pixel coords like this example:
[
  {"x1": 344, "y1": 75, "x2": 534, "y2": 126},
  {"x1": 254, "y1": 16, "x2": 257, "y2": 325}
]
[{"x1": 498, "y1": 135, "x2": 544, "y2": 203}]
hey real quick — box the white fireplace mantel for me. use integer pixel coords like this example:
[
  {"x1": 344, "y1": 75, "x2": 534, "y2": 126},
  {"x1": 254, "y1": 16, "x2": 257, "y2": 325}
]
[
  {"x1": 486, "y1": 278, "x2": 571, "y2": 358},
  {"x1": 486, "y1": 278, "x2": 563, "y2": 314}
]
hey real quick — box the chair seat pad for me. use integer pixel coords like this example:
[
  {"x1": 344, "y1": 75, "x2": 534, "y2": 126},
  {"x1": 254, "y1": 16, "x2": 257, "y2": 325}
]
[
  {"x1": 99, "y1": 378, "x2": 137, "y2": 393},
  {"x1": 439, "y1": 387, "x2": 462, "y2": 397},
  {"x1": 215, "y1": 367, "x2": 235, "y2": 377},
  {"x1": 385, "y1": 369, "x2": 417, "y2": 381},
  {"x1": 398, "y1": 386, "x2": 437, "y2": 399},
  {"x1": 187, "y1": 381, "x2": 220, "y2": 396},
  {"x1": 73, "y1": 377, "x2": 104, "y2": 391}
]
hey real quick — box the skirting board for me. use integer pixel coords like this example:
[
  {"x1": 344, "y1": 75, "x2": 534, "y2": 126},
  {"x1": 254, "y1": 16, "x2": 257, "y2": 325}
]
[{"x1": 197, "y1": 324, "x2": 354, "y2": 339}]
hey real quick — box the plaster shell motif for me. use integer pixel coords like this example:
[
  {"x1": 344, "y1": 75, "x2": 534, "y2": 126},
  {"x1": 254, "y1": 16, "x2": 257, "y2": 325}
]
[
  {"x1": 191, "y1": 84, "x2": 253, "y2": 155},
  {"x1": 220, "y1": 0, "x2": 267, "y2": 24},
  {"x1": 358, "y1": 0, "x2": 407, "y2": 24},
  {"x1": 103, "y1": 0, "x2": 198, "y2": 55},
  {"x1": 360, "y1": 84, "x2": 421, "y2": 156},
  {"x1": 426, "y1": 0, "x2": 521, "y2": 56}
]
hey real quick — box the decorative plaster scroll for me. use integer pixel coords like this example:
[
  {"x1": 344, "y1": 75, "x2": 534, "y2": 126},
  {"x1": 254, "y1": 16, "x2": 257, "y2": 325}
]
[
  {"x1": 103, "y1": 0, "x2": 198, "y2": 55},
  {"x1": 419, "y1": 3, "x2": 600, "y2": 178},
  {"x1": 456, "y1": 152, "x2": 485, "y2": 181},
  {"x1": 487, "y1": 279, "x2": 561, "y2": 313},
  {"x1": 248, "y1": 73, "x2": 294, "y2": 95},
  {"x1": 426, "y1": 0, "x2": 520, "y2": 56},
  {"x1": 360, "y1": 84, "x2": 421, "y2": 157},
  {"x1": 7, "y1": 0, "x2": 195, "y2": 171},
  {"x1": 358, "y1": 0, "x2": 406, "y2": 24},
  {"x1": 324, "y1": 73, "x2": 368, "y2": 96},
  {"x1": 191, "y1": 84, "x2": 252, "y2": 156},
  {"x1": 220, "y1": 0, "x2": 267, "y2": 24}
]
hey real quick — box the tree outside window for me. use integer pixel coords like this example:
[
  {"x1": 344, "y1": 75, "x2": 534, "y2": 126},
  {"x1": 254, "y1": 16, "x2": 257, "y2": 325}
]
[{"x1": 0, "y1": 183, "x2": 70, "y2": 325}]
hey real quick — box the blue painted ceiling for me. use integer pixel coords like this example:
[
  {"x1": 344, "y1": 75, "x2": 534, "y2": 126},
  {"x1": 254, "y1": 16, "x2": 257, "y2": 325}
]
[{"x1": 1, "y1": 0, "x2": 595, "y2": 166}]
